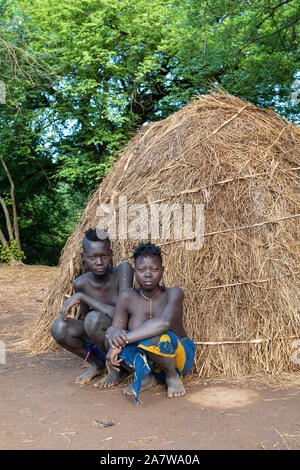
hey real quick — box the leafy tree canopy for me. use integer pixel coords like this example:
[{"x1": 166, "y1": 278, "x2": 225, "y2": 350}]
[{"x1": 0, "y1": 0, "x2": 299, "y2": 264}]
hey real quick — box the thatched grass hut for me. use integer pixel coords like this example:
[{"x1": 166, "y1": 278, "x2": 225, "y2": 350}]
[{"x1": 25, "y1": 89, "x2": 300, "y2": 380}]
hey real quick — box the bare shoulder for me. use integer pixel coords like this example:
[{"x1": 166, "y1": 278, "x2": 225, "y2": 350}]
[
  {"x1": 115, "y1": 262, "x2": 134, "y2": 276},
  {"x1": 115, "y1": 262, "x2": 134, "y2": 290},
  {"x1": 73, "y1": 272, "x2": 91, "y2": 292},
  {"x1": 166, "y1": 286, "x2": 184, "y2": 302}
]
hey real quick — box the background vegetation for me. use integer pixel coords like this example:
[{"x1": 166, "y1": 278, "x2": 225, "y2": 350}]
[{"x1": 0, "y1": 0, "x2": 299, "y2": 264}]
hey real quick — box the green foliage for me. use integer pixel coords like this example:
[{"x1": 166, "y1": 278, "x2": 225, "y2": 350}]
[
  {"x1": 0, "y1": 239, "x2": 25, "y2": 263},
  {"x1": 161, "y1": 0, "x2": 300, "y2": 116},
  {"x1": 0, "y1": 0, "x2": 299, "y2": 265},
  {"x1": 17, "y1": 183, "x2": 87, "y2": 265}
]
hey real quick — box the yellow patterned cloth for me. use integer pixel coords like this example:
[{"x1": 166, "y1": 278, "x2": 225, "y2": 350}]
[{"x1": 119, "y1": 331, "x2": 195, "y2": 404}]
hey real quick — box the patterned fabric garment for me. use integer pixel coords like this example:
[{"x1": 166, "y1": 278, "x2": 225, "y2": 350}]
[{"x1": 119, "y1": 331, "x2": 196, "y2": 404}]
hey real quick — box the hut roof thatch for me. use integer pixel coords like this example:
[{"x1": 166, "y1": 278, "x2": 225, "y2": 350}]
[{"x1": 24, "y1": 89, "x2": 300, "y2": 380}]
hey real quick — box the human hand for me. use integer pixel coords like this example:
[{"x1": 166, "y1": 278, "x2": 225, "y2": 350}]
[
  {"x1": 106, "y1": 327, "x2": 128, "y2": 349},
  {"x1": 106, "y1": 346, "x2": 123, "y2": 372},
  {"x1": 60, "y1": 293, "x2": 82, "y2": 320}
]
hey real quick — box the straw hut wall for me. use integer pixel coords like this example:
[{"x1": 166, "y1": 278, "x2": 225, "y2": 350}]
[{"x1": 26, "y1": 89, "x2": 300, "y2": 380}]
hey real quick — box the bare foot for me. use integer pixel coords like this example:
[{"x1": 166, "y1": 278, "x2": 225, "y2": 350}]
[
  {"x1": 123, "y1": 373, "x2": 157, "y2": 395},
  {"x1": 75, "y1": 364, "x2": 103, "y2": 385},
  {"x1": 165, "y1": 374, "x2": 185, "y2": 398},
  {"x1": 94, "y1": 369, "x2": 128, "y2": 388}
]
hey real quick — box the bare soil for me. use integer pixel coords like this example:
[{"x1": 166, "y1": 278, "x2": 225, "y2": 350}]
[{"x1": 0, "y1": 264, "x2": 300, "y2": 451}]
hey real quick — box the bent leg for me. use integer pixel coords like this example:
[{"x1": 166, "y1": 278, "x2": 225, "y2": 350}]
[
  {"x1": 83, "y1": 310, "x2": 111, "y2": 352},
  {"x1": 122, "y1": 336, "x2": 160, "y2": 397},
  {"x1": 146, "y1": 336, "x2": 185, "y2": 398},
  {"x1": 94, "y1": 333, "x2": 129, "y2": 388},
  {"x1": 51, "y1": 317, "x2": 104, "y2": 384},
  {"x1": 123, "y1": 373, "x2": 157, "y2": 396},
  {"x1": 148, "y1": 351, "x2": 185, "y2": 398},
  {"x1": 94, "y1": 368, "x2": 129, "y2": 389},
  {"x1": 121, "y1": 335, "x2": 186, "y2": 399},
  {"x1": 83, "y1": 311, "x2": 128, "y2": 388}
]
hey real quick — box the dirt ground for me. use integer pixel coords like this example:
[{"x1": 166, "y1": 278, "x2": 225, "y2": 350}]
[{"x1": 1, "y1": 264, "x2": 300, "y2": 451}]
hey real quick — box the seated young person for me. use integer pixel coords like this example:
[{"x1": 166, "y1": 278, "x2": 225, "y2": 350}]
[
  {"x1": 105, "y1": 242, "x2": 195, "y2": 403},
  {"x1": 51, "y1": 228, "x2": 133, "y2": 386}
]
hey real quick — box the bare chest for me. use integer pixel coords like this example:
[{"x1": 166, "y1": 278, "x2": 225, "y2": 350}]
[
  {"x1": 84, "y1": 277, "x2": 119, "y2": 306},
  {"x1": 127, "y1": 293, "x2": 168, "y2": 328}
]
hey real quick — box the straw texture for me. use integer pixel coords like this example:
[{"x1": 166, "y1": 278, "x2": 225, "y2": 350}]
[{"x1": 24, "y1": 89, "x2": 300, "y2": 380}]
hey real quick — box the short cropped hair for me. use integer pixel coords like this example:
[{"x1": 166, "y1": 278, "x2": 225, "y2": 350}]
[
  {"x1": 82, "y1": 228, "x2": 110, "y2": 250},
  {"x1": 133, "y1": 242, "x2": 162, "y2": 264}
]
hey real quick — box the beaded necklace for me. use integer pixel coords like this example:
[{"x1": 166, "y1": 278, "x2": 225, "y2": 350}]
[{"x1": 139, "y1": 286, "x2": 162, "y2": 319}]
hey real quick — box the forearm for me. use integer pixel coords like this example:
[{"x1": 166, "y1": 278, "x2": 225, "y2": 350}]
[
  {"x1": 126, "y1": 317, "x2": 170, "y2": 344},
  {"x1": 79, "y1": 293, "x2": 115, "y2": 317}
]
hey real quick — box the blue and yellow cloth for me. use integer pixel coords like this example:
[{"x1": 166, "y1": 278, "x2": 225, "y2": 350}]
[{"x1": 119, "y1": 331, "x2": 195, "y2": 404}]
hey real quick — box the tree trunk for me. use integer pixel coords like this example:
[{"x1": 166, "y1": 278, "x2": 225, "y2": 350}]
[
  {"x1": 0, "y1": 228, "x2": 8, "y2": 246},
  {"x1": 0, "y1": 158, "x2": 21, "y2": 250},
  {"x1": 0, "y1": 159, "x2": 23, "y2": 265},
  {"x1": 0, "y1": 195, "x2": 14, "y2": 241}
]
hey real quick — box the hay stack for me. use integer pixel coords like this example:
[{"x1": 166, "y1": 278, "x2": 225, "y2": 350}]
[{"x1": 27, "y1": 89, "x2": 300, "y2": 380}]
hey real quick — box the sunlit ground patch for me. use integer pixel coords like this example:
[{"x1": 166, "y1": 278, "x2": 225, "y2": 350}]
[{"x1": 186, "y1": 386, "x2": 260, "y2": 409}]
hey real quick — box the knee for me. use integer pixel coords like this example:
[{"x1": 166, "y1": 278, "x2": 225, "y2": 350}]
[
  {"x1": 147, "y1": 351, "x2": 175, "y2": 371},
  {"x1": 51, "y1": 317, "x2": 68, "y2": 343},
  {"x1": 149, "y1": 335, "x2": 162, "y2": 347},
  {"x1": 84, "y1": 311, "x2": 110, "y2": 337},
  {"x1": 84, "y1": 311, "x2": 99, "y2": 337}
]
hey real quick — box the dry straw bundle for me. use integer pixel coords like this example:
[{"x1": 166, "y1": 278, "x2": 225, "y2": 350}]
[{"x1": 25, "y1": 89, "x2": 300, "y2": 380}]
